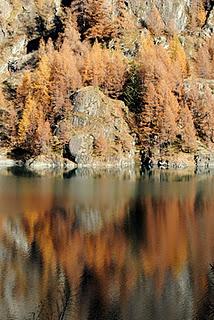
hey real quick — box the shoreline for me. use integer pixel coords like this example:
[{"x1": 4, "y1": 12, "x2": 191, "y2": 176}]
[
  {"x1": 0, "y1": 157, "x2": 213, "y2": 172},
  {"x1": 1, "y1": 148, "x2": 214, "y2": 174}
]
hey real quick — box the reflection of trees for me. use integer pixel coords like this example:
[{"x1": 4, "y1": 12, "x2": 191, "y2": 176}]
[
  {"x1": 0, "y1": 172, "x2": 214, "y2": 319},
  {"x1": 21, "y1": 207, "x2": 135, "y2": 319},
  {"x1": 0, "y1": 174, "x2": 137, "y2": 319}
]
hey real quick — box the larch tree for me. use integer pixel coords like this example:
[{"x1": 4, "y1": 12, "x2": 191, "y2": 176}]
[
  {"x1": 48, "y1": 39, "x2": 83, "y2": 149},
  {"x1": 186, "y1": 82, "x2": 214, "y2": 145},
  {"x1": 71, "y1": 0, "x2": 132, "y2": 43},
  {"x1": 196, "y1": 36, "x2": 214, "y2": 79},
  {"x1": 169, "y1": 35, "x2": 188, "y2": 76},
  {"x1": 50, "y1": 39, "x2": 82, "y2": 116},
  {"x1": 18, "y1": 95, "x2": 38, "y2": 149},
  {"x1": 72, "y1": 0, "x2": 114, "y2": 42},
  {"x1": 101, "y1": 46, "x2": 128, "y2": 98},
  {"x1": 0, "y1": 88, "x2": 16, "y2": 146},
  {"x1": 142, "y1": 80, "x2": 178, "y2": 151},
  {"x1": 178, "y1": 103, "x2": 197, "y2": 152},
  {"x1": 18, "y1": 94, "x2": 52, "y2": 155},
  {"x1": 138, "y1": 81, "x2": 160, "y2": 149},
  {"x1": 111, "y1": 0, "x2": 134, "y2": 38},
  {"x1": 82, "y1": 42, "x2": 128, "y2": 98},
  {"x1": 63, "y1": 14, "x2": 87, "y2": 57},
  {"x1": 81, "y1": 41, "x2": 106, "y2": 87},
  {"x1": 32, "y1": 49, "x2": 52, "y2": 113},
  {"x1": 17, "y1": 42, "x2": 53, "y2": 154},
  {"x1": 17, "y1": 71, "x2": 33, "y2": 107},
  {"x1": 189, "y1": 0, "x2": 206, "y2": 29},
  {"x1": 136, "y1": 36, "x2": 183, "y2": 152},
  {"x1": 16, "y1": 33, "x2": 83, "y2": 155},
  {"x1": 35, "y1": 115, "x2": 52, "y2": 155}
]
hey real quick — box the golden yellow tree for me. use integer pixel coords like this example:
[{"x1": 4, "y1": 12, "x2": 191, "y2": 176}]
[
  {"x1": 196, "y1": 36, "x2": 214, "y2": 79},
  {"x1": 82, "y1": 42, "x2": 128, "y2": 97},
  {"x1": 0, "y1": 88, "x2": 16, "y2": 146},
  {"x1": 101, "y1": 46, "x2": 128, "y2": 98},
  {"x1": 189, "y1": 0, "x2": 206, "y2": 29},
  {"x1": 186, "y1": 83, "x2": 214, "y2": 145},
  {"x1": 136, "y1": 35, "x2": 189, "y2": 152},
  {"x1": 17, "y1": 43, "x2": 53, "y2": 154},
  {"x1": 33, "y1": 53, "x2": 52, "y2": 112},
  {"x1": 82, "y1": 41, "x2": 106, "y2": 86},
  {"x1": 169, "y1": 35, "x2": 188, "y2": 76},
  {"x1": 18, "y1": 95, "x2": 38, "y2": 146},
  {"x1": 178, "y1": 104, "x2": 197, "y2": 152}
]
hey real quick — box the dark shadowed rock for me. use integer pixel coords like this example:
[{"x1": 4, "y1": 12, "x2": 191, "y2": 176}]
[{"x1": 69, "y1": 87, "x2": 136, "y2": 167}]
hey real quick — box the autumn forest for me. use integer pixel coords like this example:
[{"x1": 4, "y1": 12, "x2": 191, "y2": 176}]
[
  {"x1": 0, "y1": 2, "x2": 214, "y2": 319},
  {"x1": 0, "y1": 0, "x2": 214, "y2": 165}
]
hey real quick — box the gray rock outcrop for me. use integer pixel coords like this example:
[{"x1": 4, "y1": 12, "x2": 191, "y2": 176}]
[
  {"x1": 128, "y1": 0, "x2": 191, "y2": 32},
  {"x1": 69, "y1": 87, "x2": 136, "y2": 166},
  {"x1": 0, "y1": 0, "x2": 62, "y2": 81}
]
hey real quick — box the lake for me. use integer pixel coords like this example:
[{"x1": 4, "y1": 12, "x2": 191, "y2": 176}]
[{"x1": 0, "y1": 167, "x2": 213, "y2": 320}]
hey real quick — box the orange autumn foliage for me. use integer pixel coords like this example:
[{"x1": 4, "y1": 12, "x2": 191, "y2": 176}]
[
  {"x1": 0, "y1": 88, "x2": 16, "y2": 146},
  {"x1": 196, "y1": 36, "x2": 214, "y2": 79},
  {"x1": 82, "y1": 42, "x2": 128, "y2": 98},
  {"x1": 186, "y1": 81, "x2": 214, "y2": 145},
  {"x1": 1, "y1": 3, "x2": 214, "y2": 157}
]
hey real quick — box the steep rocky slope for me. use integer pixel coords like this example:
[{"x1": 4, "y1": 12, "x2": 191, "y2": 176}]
[{"x1": 0, "y1": 0, "x2": 62, "y2": 81}]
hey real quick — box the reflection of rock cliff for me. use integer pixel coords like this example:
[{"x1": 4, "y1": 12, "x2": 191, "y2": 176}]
[{"x1": 0, "y1": 172, "x2": 214, "y2": 318}]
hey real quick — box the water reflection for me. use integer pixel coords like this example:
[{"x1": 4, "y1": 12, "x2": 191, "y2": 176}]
[{"x1": 0, "y1": 169, "x2": 213, "y2": 319}]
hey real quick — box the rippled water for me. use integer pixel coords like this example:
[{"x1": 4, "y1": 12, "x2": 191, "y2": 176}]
[{"x1": 0, "y1": 167, "x2": 213, "y2": 320}]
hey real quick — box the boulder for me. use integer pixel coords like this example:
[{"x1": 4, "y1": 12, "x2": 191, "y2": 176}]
[
  {"x1": 26, "y1": 154, "x2": 77, "y2": 170},
  {"x1": 0, "y1": 148, "x2": 16, "y2": 167},
  {"x1": 69, "y1": 87, "x2": 136, "y2": 167},
  {"x1": 194, "y1": 153, "x2": 214, "y2": 168}
]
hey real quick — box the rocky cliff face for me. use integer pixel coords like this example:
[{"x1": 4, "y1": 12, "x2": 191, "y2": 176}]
[
  {"x1": 129, "y1": 0, "x2": 213, "y2": 32},
  {"x1": 128, "y1": 0, "x2": 191, "y2": 32},
  {"x1": 0, "y1": 0, "x2": 61, "y2": 81}
]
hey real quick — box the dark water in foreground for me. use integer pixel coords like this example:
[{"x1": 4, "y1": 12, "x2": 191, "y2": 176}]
[{"x1": 0, "y1": 168, "x2": 213, "y2": 320}]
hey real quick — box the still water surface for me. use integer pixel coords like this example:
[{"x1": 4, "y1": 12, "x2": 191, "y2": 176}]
[{"x1": 0, "y1": 168, "x2": 213, "y2": 320}]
